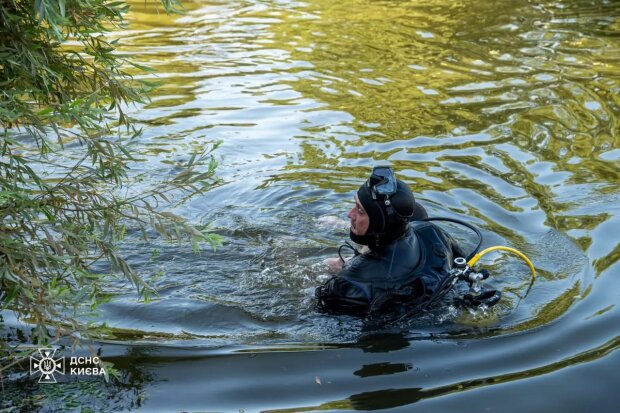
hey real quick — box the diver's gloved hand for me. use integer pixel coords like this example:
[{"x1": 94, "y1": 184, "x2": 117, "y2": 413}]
[
  {"x1": 460, "y1": 289, "x2": 502, "y2": 308},
  {"x1": 324, "y1": 257, "x2": 344, "y2": 273}
]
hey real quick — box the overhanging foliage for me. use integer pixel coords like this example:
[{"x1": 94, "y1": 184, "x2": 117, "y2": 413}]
[{"x1": 0, "y1": 0, "x2": 221, "y2": 354}]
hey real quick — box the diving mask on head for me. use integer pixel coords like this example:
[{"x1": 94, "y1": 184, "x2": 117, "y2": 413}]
[
  {"x1": 369, "y1": 166, "x2": 397, "y2": 199},
  {"x1": 351, "y1": 166, "x2": 416, "y2": 248},
  {"x1": 367, "y1": 166, "x2": 412, "y2": 219}
]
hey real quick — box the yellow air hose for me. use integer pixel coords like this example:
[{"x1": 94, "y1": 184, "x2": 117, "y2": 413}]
[{"x1": 467, "y1": 246, "x2": 537, "y2": 280}]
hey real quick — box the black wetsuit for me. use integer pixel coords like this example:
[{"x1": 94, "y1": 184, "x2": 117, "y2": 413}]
[{"x1": 316, "y1": 221, "x2": 466, "y2": 316}]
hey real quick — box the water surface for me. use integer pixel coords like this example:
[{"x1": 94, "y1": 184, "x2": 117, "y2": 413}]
[{"x1": 7, "y1": 0, "x2": 620, "y2": 411}]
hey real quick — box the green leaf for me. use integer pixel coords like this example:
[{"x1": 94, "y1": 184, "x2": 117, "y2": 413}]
[{"x1": 0, "y1": 0, "x2": 222, "y2": 362}]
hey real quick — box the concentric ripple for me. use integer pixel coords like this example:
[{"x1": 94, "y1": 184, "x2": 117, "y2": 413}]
[{"x1": 13, "y1": 0, "x2": 614, "y2": 410}]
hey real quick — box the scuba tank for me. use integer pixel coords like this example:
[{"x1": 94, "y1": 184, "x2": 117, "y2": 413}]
[{"x1": 390, "y1": 216, "x2": 537, "y2": 322}]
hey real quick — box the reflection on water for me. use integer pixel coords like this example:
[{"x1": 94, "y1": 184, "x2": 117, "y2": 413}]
[
  {"x1": 100, "y1": 0, "x2": 620, "y2": 343},
  {"x1": 4, "y1": 0, "x2": 620, "y2": 410},
  {"x1": 263, "y1": 334, "x2": 620, "y2": 412}
]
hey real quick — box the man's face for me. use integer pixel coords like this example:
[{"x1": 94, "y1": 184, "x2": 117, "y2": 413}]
[{"x1": 348, "y1": 195, "x2": 369, "y2": 236}]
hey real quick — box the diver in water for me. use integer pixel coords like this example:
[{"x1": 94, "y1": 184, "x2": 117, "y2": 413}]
[{"x1": 316, "y1": 166, "x2": 468, "y2": 317}]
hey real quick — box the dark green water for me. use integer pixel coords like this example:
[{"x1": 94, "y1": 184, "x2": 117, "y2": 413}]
[{"x1": 5, "y1": 0, "x2": 620, "y2": 411}]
